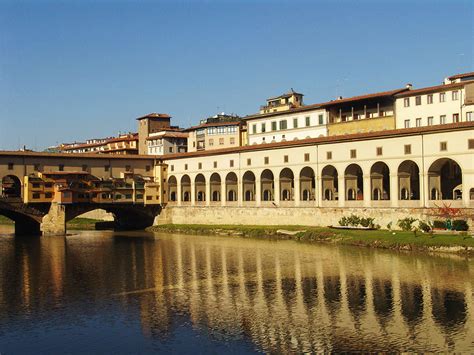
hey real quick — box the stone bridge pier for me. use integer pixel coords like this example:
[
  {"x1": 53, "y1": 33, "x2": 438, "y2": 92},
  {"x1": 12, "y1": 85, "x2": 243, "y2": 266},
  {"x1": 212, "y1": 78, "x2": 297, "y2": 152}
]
[{"x1": 40, "y1": 203, "x2": 162, "y2": 236}]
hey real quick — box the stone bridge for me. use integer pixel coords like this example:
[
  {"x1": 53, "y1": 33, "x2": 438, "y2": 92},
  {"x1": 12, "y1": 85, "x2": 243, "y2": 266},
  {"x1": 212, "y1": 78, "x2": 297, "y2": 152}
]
[{"x1": 0, "y1": 197, "x2": 161, "y2": 236}]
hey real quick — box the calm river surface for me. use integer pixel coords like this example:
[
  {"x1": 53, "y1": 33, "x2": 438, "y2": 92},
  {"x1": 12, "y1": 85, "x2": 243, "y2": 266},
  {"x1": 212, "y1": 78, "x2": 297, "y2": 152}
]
[{"x1": 0, "y1": 225, "x2": 473, "y2": 353}]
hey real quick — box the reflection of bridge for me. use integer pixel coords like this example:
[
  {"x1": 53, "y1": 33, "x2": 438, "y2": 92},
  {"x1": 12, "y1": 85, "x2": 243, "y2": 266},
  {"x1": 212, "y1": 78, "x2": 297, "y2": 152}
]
[{"x1": 0, "y1": 151, "x2": 165, "y2": 235}]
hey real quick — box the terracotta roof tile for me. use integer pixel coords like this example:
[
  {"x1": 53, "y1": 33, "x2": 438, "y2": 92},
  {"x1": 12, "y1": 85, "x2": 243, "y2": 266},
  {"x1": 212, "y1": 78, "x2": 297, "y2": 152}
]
[
  {"x1": 395, "y1": 80, "x2": 474, "y2": 97},
  {"x1": 136, "y1": 113, "x2": 171, "y2": 120},
  {"x1": 448, "y1": 71, "x2": 474, "y2": 80}
]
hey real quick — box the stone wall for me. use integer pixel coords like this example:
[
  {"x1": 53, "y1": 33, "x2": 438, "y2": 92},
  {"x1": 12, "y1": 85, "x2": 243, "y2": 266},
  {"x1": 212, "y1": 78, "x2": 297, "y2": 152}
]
[
  {"x1": 156, "y1": 206, "x2": 474, "y2": 230},
  {"x1": 78, "y1": 209, "x2": 114, "y2": 221}
]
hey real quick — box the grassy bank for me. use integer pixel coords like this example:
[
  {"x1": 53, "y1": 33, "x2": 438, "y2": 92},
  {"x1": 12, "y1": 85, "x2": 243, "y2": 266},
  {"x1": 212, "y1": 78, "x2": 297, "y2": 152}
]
[
  {"x1": 67, "y1": 217, "x2": 103, "y2": 230},
  {"x1": 147, "y1": 224, "x2": 474, "y2": 255},
  {"x1": 0, "y1": 216, "x2": 13, "y2": 224}
]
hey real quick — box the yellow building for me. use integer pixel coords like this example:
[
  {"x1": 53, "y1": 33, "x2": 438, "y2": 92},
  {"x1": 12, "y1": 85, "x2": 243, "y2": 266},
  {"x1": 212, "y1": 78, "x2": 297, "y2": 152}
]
[{"x1": 260, "y1": 89, "x2": 304, "y2": 114}]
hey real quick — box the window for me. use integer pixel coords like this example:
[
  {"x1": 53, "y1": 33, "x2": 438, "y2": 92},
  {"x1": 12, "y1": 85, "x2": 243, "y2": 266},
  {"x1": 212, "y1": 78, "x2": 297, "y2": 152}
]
[
  {"x1": 318, "y1": 114, "x2": 324, "y2": 125},
  {"x1": 7, "y1": 162, "x2": 13, "y2": 170},
  {"x1": 219, "y1": 138, "x2": 224, "y2": 145},
  {"x1": 209, "y1": 139, "x2": 214, "y2": 146},
  {"x1": 252, "y1": 124, "x2": 257, "y2": 134},
  {"x1": 230, "y1": 160, "x2": 234, "y2": 167},
  {"x1": 59, "y1": 164, "x2": 64, "y2": 171},
  {"x1": 170, "y1": 165, "x2": 174, "y2": 172},
  {"x1": 82, "y1": 164, "x2": 88, "y2": 171},
  {"x1": 350, "y1": 149, "x2": 357, "y2": 159},
  {"x1": 32, "y1": 183, "x2": 40, "y2": 188},
  {"x1": 279, "y1": 120, "x2": 287, "y2": 130},
  {"x1": 440, "y1": 142, "x2": 447, "y2": 151},
  {"x1": 261, "y1": 123, "x2": 266, "y2": 133},
  {"x1": 145, "y1": 165, "x2": 151, "y2": 172},
  {"x1": 452, "y1": 91, "x2": 459, "y2": 101},
  {"x1": 427, "y1": 116, "x2": 434, "y2": 126},
  {"x1": 376, "y1": 147, "x2": 383, "y2": 156},
  {"x1": 467, "y1": 112, "x2": 473, "y2": 121},
  {"x1": 293, "y1": 118, "x2": 298, "y2": 128},
  {"x1": 439, "y1": 92, "x2": 445, "y2": 102},
  {"x1": 415, "y1": 118, "x2": 422, "y2": 127},
  {"x1": 198, "y1": 162, "x2": 202, "y2": 169},
  {"x1": 415, "y1": 96, "x2": 421, "y2": 105},
  {"x1": 264, "y1": 157, "x2": 269, "y2": 165},
  {"x1": 468, "y1": 139, "x2": 474, "y2": 149},
  {"x1": 104, "y1": 165, "x2": 110, "y2": 172},
  {"x1": 169, "y1": 147, "x2": 173, "y2": 153},
  {"x1": 305, "y1": 116, "x2": 310, "y2": 126},
  {"x1": 271, "y1": 121, "x2": 277, "y2": 131},
  {"x1": 326, "y1": 151, "x2": 332, "y2": 160},
  {"x1": 404, "y1": 144, "x2": 411, "y2": 155},
  {"x1": 427, "y1": 94, "x2": 433, "y2": 104},
  {"x1": 453, "y1": 113, "x2": 460, "y2": 123},
  {"x1": 304, "y1": 153, "x2": 310, "y2": 162},
  {"x1": 184, "y1": 164, "x2": 188, "y2": 170},
  {"x1": 230, "y1": 137, "x2": 235, "y2": 145},
  {"x1": 45, "y1": 192, "x2": 52, "y2": 199},
  {"x1": 404, "y1": 98, "x2": 410, "y2": 107},
  {"x1": 440, "y1": 115, "x2": 446, "y2": 124},
  {"x1": 213, "y1": 161, "x2": 217, "y2": 168},
  {"x1": 247, "y1": 158, "x2": 251, "y2": 166},
  {"x1": 404, "y1": 119, "x2": 410, "y2": 128},
  {"x1": 284, "y1": 155, "x2": 289, "y2": 163},
  {"x1": 34, "y1": 164, "x2": 40, "y2": 172},
  {"x1": 32, "y1": 193, "x2": 40, "y2": 199}
]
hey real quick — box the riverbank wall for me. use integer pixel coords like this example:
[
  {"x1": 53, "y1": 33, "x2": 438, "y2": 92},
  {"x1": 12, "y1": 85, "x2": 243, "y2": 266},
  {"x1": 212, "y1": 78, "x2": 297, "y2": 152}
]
[{"x1": 155, "y1": 206, "x2": 474, "y2": 230}]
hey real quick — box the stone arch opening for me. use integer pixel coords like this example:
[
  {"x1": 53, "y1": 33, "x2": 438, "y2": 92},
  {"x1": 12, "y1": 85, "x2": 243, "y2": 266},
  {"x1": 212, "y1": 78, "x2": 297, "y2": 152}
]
[
  {"x1": 1, "y1": 175, "x2": 22, "y2": 199},
  {"x1": 242, "y1": 171, "x2": 256, "y2": 201},
  {"x1": 195, "y1": 174, "x2": 206, "y2": 202},
  {"x1": 428, "y1": 158, "x2": 462, "y2": 200},
  {"x1": 299, "y1": 167, "x2": 315, "y2": 201},
  {"x1": 321, "y1": 165, "x2": 338, "y2": 201},
  {"x1": 370, "y1": 162, "x2": 390, "y2": 200},
  {"x1": 398, "y1": 160, "x2": 420, "y2": 200},
  {"x1": 470, "y1": 188, "x2": 474, "y2": 200},
  {"x1": 344, "y1": 164, "x2": 363, "y2": 201},
  {"x1": 225, "y1": 172, "x2": 238, "y2": 202},
  {"x1": 181, "y1": 175, "x2": 191, "y2": 201},
  {"x1": 168, "y1": 176, "x2": 177, "y2": 202},
  {"x1": 210, "y1": 173, "x2": 221, "y2": 202},
  {"x1": 261, "y1": 169, "x2": 274, "y2": 201},
  {"x1": 279, "y1": 168, "x2": 294, "y2": 201}
]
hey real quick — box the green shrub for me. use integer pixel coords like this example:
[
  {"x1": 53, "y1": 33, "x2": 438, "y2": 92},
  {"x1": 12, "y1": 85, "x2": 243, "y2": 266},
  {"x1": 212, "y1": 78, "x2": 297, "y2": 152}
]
[
  {"x1": 338, "y1": 216, "x2": 349, "y2": 226},
  {"x1": 452, "y1": 220, "x2": 469, "y2": 231},
  {"x1": 432, "y1": 220, "x2": 446, "y2": 229},
  {"x1": 397, "y1": 217, "x2": 417, "y2": 231},
  {"x1": 346, "y1": 214, "x2": 361, "y2": 227},
  {"x1": 386, "y1": 222, "x2": 392, "y2": 230},
  {"x1": 418, "y1": 221, "x2": 431, "y2": 233},
  {"x1": 360, "y1": 217, "x2": 375, "y2": 228}
]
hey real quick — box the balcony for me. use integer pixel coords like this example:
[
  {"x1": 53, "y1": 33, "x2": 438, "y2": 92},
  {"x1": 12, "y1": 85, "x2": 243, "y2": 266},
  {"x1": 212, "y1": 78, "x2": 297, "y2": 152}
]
[{"x1": 328, "y1": 115, "x2": 395, "y2": 136}]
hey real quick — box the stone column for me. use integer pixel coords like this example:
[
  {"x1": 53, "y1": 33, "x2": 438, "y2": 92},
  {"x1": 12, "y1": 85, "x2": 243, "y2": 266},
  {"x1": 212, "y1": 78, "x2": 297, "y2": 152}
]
[
  {"x1": 390, "y1": 173, "x2": 398, "y2": 207},
  {"x1": 41, "y1": 203, "x2": 66, "y2": 236},
  {"x1": 256, "y1": 178, "x2": 261, "y2": 207},
  {"x1": 338, "y1": 176, "x2": 345, "y2": 208},
  {"x1": 316, "y1": 176, "x2": 322, "y2": 207},
  {"x1": 421, "y1": 172, "x2": 428, "y2": 208},
  {"x1": 462, "y1": 173, "x2": 470, "y2": 208},
  {"x1": 363, "y1": 174, "x2": 371, "y2": 207},
  {"x1": 237, "y1": 177, "x2": 243, "y2": 207},
  {"x1": 294, "y1": 177, "x2": 301, "y2": 207},
  {"x1": 177, "y1": 181, "x2": 182, "y2": 206},
  {"x1": 205, "y1": 180, "x2": 211, "y2": 206},
  {"x1": 274, "y1": 179, "x2": 280, "y2": 205},
  {"x1": 221, "y1": 181, "x2": 226, "y2": 207},
  {"x1": 191, "y1": 181, "x2": 196, "y2": 206}
]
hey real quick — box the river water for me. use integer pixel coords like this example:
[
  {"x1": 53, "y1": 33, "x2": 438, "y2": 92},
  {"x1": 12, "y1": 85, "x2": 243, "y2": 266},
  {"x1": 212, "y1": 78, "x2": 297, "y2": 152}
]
[{"x1": 0, "y1": 225, "x2": 473, "y2": 353}]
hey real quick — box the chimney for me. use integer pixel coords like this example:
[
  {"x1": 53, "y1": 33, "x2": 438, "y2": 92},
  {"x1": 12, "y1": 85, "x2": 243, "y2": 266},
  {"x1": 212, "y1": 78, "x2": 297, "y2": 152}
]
[
  {"x1": 336, "y1": 96, "x2": 343, "y2": 100},
  {"x1": 405, "y1": 83, "x2": 413, "y2": 89}
]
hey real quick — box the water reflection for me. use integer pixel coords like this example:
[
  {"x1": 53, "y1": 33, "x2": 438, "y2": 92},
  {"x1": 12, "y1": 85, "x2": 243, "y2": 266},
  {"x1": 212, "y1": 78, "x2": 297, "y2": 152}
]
[{"x1": 0, "y1": 227, "x2": 473, "y2": 352}]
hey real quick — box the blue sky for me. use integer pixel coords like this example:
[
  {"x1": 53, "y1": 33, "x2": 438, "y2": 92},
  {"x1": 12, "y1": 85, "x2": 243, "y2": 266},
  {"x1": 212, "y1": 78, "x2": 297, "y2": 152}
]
[{"x1": 0, "y1": 0, "x2": 472, "y2": 150}]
